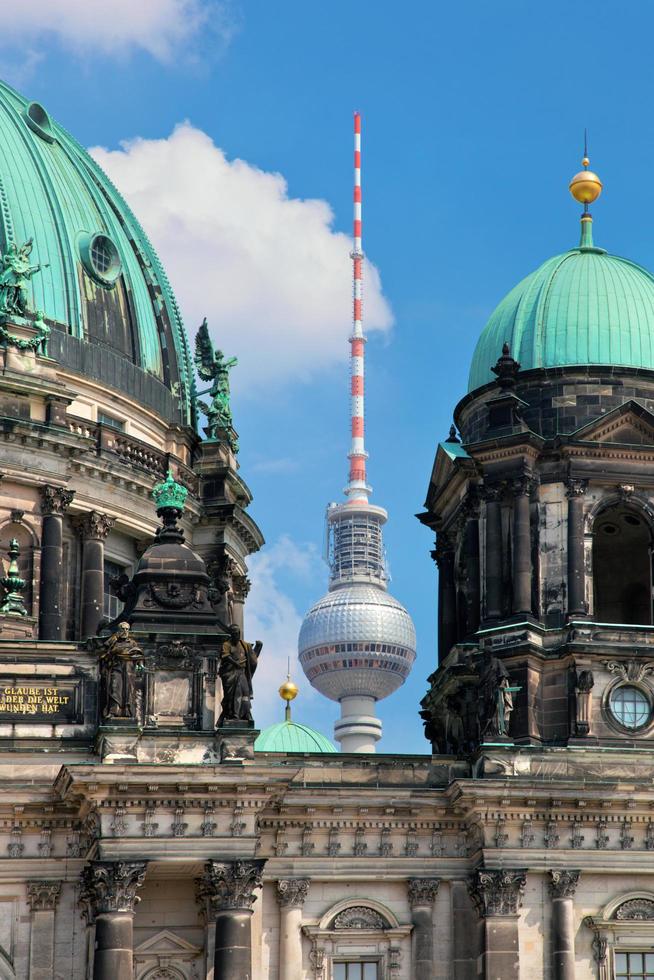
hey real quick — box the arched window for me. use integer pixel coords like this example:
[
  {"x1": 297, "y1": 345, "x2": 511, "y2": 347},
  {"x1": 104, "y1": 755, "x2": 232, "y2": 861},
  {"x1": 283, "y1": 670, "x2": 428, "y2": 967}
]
[{"x1": 593, "y1": 504, "x2": 653, "y2": 625}]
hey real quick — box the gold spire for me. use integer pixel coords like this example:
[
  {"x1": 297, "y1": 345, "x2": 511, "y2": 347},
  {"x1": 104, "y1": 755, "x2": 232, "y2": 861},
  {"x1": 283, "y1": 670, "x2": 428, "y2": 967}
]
[
  {"x1": 569, "y1": 136, "x2": 602, "y2": 207},
  {"x1": 279, "y1": 672, "x2": 299, "y2": 722}
]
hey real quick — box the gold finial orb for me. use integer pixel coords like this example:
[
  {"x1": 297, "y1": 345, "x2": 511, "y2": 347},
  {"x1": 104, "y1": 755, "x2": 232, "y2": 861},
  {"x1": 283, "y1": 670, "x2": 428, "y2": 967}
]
[
  {"x1": 279, "y1": 679, "x2": 299, "y2": 702},
  {"x1": 581, "y1": 156, "x2": 590, "y2": 167},
  {"x1": 569, "y1": 167, "x2": 603, "y2": 205}
]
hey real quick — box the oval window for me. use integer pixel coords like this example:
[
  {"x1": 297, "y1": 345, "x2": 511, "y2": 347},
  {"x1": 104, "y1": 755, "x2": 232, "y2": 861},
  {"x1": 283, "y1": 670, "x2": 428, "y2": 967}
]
[
  {"x1": 79, "y1": 232, "x2": 122, "y2": 286},
  {"x1": 24, "y1": 102, "x2": 54, "y2": 143},
  {"x1": 610, "y1": 685, "x2": 651, "y2": 729}
]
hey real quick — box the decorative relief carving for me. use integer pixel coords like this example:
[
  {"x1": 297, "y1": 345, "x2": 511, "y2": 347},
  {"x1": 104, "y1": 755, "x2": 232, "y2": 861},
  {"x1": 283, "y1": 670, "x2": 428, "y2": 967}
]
[
  {"x1": 201, "y1": 805, "x2": 216, "y2": 838},
  {"x1": 605, "y1": 659, "x2": 654, "y2": 683},
  {"x1": 430, "y1": 831, "x2": 443, "y2": 857},
  {"x1": 621, "y1": 820, "x2": 635, "y2": 851},
  {"x1": 544, "y1": 820, "x2": 560, "y2": 849},
  {"x1": 172, "y1": 807, "x2": 187, "y2": 838},
  {"x1": 566, "y1": 479, "x2": 588, "y2": 498},
  {"x1": 405, "y1": 828, "x2": 418, "y2": 857},
  {"x1": 74, "y1": 511, "x2": 115, "y2": 541},
  {"x1": 549, "y1": 870, "x2": 580, "y2": 899},
  {"x1": 274, "y1": 828, "x2": 288, "y2": 856},
  {"x1": 494, "y1": 819, "x2": 508, "y2": 848},
  {"x1": 574, "y1": 668, "x2": 594, "y2": 736},
  {"x1": 379, "y1": 827, "x2": 393, "y2": 857},
  {"x1": 199, "y1": 860, "x2": 265, "y2": 912},
  {"x1": 332, "y1": 906, "x2": 387, "y2": 930},
  {"x1": 468, "y1": 869, "x2": 527, "y2": 917},
  {"x1": 111, "y1": 807, "x2": 127, "y2": 837},
  {"x1": 301, "y1": 825, "x2": 314, "y2": 856},
  {"x1": 27, "y1": 880, "x2": 61, "y2": 911},
  {"x1": 521, "y1": 819, "x2": 535, "y2": 848},
  {"x1": 596, "y1": 820, "x2": 610, "y2": 850},
  {"x1": 79, "y1": 861, "x2": 146, "y2": 919},
  {"x1": 276, "y1": 878, "x2": 310, "y2": 908},
  {"x1": 327, "y1": 827, "x2": 341, "y2": 857},
  {"x1": 40, "y1": 485, "x2": 75, "y2": 516},
  {"x1": 66, "y1": 831, "x2": 81, "y2": 858},
  {"x1": 37, "y1": 827, "x2": 52, "y2": 858},
  {"x1": 615, "y1": 898, "x2": 654, "y2": 920},
  {"x1": 647, "y1": 822, "x2": 654, "y2": 851},
  {"x1": 7, "y1": 826, "x2": 23, "y2": 858},
  {"x1": 571, "y1": 821, "x2": 584, "y2": 849},
  {"x1": 408, "y1": 878, "x2": 440, "y2": 908},
  {"x1": 142, "y1": 806, "x2": 158, "y2": 838},
  {"x1": 353, "y1": 827, "x2": 367, "y2": 857}
]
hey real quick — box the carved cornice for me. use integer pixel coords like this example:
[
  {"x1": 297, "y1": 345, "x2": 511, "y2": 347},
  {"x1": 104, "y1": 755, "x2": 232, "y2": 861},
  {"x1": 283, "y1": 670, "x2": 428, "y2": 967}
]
[
  {"x1": 27, "y1": 880, "x2": 61, "y2": 911},
  {"x1": 276, "y1": 878, "x2": 310, "y2": 908},
  {"x1": 199, "y1": 859, "x2": 265, "y2": 912},
  {"x1": 40, "y1": 485, "x2": 75, "y2": 516},
  {"x1": 468, "y1": 869, "x2": 526, "y2": 917},
  {"x1": 79, "y1": 861, "x2": 146, "y2": 919},
  {"x1": 73, "y1": 511, "x2": 115, "y2": 541},
  {"x1": 549, "y1": 870, "x2": 580, "y2": 899},
  {"x1": 407, "y1": 878, "x2": 440, "y2": 908}
]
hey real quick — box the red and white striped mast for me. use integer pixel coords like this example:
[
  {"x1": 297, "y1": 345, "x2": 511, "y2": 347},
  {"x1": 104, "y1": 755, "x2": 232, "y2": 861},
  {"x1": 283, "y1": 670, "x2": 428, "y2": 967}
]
[{"x1": 345, "y1": 111, "x2": 371, "y2": 502}]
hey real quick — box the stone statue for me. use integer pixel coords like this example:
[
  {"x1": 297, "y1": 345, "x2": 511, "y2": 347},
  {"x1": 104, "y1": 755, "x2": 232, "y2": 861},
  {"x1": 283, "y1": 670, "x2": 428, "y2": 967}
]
[
  {"x1": 194, "y1": 317, "x2": 239, "y2": 451},
  {"x1": 99, "y1": 622, "x2": 144, "y2": 721},
  {"x1": 478, "y1": 652, "x2": 518, "y2": 739},
  {"x1": 0, "y1": 239, "x2": 48, "y2": 317},
  {"x1": 217, "y1": 624, "x2": 262, "y2": 726}
]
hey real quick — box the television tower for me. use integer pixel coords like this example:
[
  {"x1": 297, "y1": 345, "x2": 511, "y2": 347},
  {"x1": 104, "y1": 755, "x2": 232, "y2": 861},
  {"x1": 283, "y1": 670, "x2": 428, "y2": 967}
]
[{"x1": 298, "y1": 113, "x2": 416, "y2": 752}]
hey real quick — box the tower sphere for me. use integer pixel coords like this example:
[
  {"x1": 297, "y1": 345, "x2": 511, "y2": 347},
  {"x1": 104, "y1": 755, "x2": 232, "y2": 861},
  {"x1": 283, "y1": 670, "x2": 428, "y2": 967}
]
[{"x1": 569, "y1": 168, "x2": 602, "y2": 204}]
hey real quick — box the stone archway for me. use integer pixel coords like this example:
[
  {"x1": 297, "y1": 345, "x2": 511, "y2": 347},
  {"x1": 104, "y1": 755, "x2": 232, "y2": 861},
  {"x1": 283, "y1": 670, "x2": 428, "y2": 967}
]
[{"x1": 593, "y1": 502, "x2": 653, "y2": 624}]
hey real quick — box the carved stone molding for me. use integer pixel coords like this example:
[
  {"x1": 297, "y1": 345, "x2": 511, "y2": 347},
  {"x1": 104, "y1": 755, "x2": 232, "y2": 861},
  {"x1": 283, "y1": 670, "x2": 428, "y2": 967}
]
[
  {"x1": 605, "y1": 659, "x2": 654, "y2": 683},
  {"x1": 332, "y1": 906, "x2": 387, "y2": 930},
  {"x1": 79, "y1": 861, "x2": 146, "y2": 920},
  {"x1": 549, "y1": 870, "x2": 580, "y2": 899},
  {"x1": 27, "y1": 880, "x2": 61, "y2": 911},
  {"x1": 73, "y1": 510, "x2": 115, "y2": 540},
  {"x1": 468, "y1": 869, "x2": 527, "y2": 917},
  {"x1": 199, "y1": 859, "x2": 265, "y2": 912},
  {"x1": 407, "y1": 878, "x2": 440, "y2": 908},
  {"x1": 276, "y1": 878, "x2": 310, "y2": 908},
  {"x1": 40, "y1": 485, "x2": 75, "y2": 516},
  {"x1": 615, "y1": 898, "x2": 654, "y2": 920}
]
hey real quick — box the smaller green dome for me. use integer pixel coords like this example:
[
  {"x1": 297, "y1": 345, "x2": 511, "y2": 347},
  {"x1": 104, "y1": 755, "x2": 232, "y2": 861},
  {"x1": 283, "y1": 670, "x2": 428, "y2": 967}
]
[
  {"x1": 468, "y1": 217, "x2": 654, "y2": 391},
  {"x1": 255, "y1": 720, "x2": 336, "y2": 754}
]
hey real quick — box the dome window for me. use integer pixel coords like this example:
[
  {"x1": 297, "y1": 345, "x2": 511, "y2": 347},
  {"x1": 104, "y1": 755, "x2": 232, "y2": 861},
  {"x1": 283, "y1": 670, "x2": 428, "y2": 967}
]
[
  {"x1": 609, "y1": 685, "x2": 651, "y2": 730},
  {"x1": 79, "y1": 232, "x2": 122, "y2": 287},
  {"x1": 24, "y1": 102, "x2": 54, "y2": 143}
]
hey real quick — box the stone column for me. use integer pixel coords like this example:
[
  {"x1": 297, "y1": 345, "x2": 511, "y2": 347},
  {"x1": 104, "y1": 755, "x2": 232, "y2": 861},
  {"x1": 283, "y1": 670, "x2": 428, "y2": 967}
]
[
  {"x1": 512, "y1": 477, "x2": 532, "y2": 616},
  {"x1": 277, "y1": 879, "x2": 310, "y2": 980},
  {"x1": 468, "y1": 869, "x2": 526, "y2": 978},
  {"x1": 408, "y1": 878, "x2": 440, "y2": 980},
  {"x1": 27, "y1": 881, "x2": 61, "y2": 980},
  {"x1": 549, "y1": 870, "x2": 580, "y2": 980},
  {"x1": 200, "y1": 859, "x2": 265, "y2": 980},
  {"x1": 38, "y1": 486, "x2": 74, "y2": 640},
  {"x1": 434, "y1": 533, "x2": 456, "y2": 659},
  {"x1": 79, "y1": 861, "x2": 146, "y2": 980},
  {"x1": 484, "y1": 487, "x2": 503, "y2": 620},
  {"x1": 464, "y1": 512, "x2": 481, "y2": 635},
  {"x1": 451, "y1": 879, "x2": 481, "y2": 980},
  {"x1": 75, "y1": 512, "x2": 115, "y2": 639},
  {"x1": 566, "y1": 480, "x2": 587, "y2": 618}
]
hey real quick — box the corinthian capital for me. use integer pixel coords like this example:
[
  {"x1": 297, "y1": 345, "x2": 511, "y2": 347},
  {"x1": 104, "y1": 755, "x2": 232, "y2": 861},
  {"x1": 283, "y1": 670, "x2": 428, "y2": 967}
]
[
  {"x1": 74, "y1": 511, "x2": 115, "y2": 540},
  {"x1": 549, "y1": 869, "x2": 580, "y2": 899},
  {"x1": 79, "y1": 861, "x2": 146, "y2": 920},
  {"x1": 408, "y1": 878, "x2": 440, "y2": 908},
  {"x1": 40, "y1": 485, "x2": 75, "y2": 515},
  {"x1": 565, "y1": 479, "x2": 588, "y2": 499},
  {"x1": 27, "y1": 880, "x2": 61, "y2": 911},
  {"x1": 276, "y1": 878, "x2": 310, "y2": 908},
  {"x1": 200, "y1": 859, "x2": 265, "y2": 913},
  {"x1": 468, "y1": 868, "x2": 526, "y2": 917}
]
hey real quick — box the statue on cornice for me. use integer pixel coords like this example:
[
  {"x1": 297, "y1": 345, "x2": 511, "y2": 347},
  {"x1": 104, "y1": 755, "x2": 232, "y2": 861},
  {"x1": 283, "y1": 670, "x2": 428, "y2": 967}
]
[
  {"x1": 217, "y1": 624, "x2": 262, "y2": 726},
  {"x1": 0, "y1": 239, "x2": 48, "y2": 317},
  {"x1": 99, "y1": 622, "x2": 144, "y2": 722},
  {"x1": 477, "y1": 651, "x2": 518, "y2": 740},
  {"x1": 194, "y1": 317, "x2": 239, "y2": 452}
]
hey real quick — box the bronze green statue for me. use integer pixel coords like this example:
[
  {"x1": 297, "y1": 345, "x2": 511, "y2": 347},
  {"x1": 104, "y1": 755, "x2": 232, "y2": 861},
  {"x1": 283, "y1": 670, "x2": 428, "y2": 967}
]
[
  {"x1": 217, "y1": 624, "x2": 262, "y2": 726},
  {"x1": 0, "y1": 239, "x2": 48, "y2": 317},
  {"x1": 194, "y1": 317, "x2": 239, "y2": 452}
]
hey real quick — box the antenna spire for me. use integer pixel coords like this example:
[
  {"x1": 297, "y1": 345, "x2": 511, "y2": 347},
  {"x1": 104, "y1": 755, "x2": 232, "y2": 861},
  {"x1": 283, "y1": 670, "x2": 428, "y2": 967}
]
[{"x1": 345, "y1": 111, "x2": 371, "y2": 502}]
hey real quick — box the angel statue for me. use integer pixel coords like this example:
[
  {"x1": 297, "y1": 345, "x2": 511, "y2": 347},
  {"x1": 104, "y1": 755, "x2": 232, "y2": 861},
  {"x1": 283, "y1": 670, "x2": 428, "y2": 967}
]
[
  {"x1": 0, "y1": 239, "x2": 48, "y2": 317},
  {"x1": 194, "y1": 317, "x2": 239, "y2": 452}
]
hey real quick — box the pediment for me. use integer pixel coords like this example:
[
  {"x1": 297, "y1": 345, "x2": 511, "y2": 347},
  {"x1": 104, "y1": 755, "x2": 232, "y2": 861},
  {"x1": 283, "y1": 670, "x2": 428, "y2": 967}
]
[
  {"x1": 134, "y1": 930, "x2": 201, "y2": 956},
  {"x1": 571, "y1": 401, "x2": 654, "y2": 447}
]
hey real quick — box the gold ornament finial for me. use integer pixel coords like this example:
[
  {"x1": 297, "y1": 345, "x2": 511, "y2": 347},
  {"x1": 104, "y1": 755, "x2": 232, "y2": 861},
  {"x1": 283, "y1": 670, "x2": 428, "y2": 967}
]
[
  {"x1": 569, "y1": 129, "x2": 602, "y2": 207},
  {"x1": 279, "y1": 661, "x2": 299, "y2": 721}
]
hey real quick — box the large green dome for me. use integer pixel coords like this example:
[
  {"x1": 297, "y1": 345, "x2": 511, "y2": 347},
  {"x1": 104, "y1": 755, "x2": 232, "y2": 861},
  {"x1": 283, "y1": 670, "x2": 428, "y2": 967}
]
[
  {"x1": 468, "y1": 219, "x2": 654, "y2": 392},
  {"x1": 0, "y1": 80, "x2": 194, "y2": 424},
  {"x1": 255, "y1": 720, "x2": 337, "y2": 753}
]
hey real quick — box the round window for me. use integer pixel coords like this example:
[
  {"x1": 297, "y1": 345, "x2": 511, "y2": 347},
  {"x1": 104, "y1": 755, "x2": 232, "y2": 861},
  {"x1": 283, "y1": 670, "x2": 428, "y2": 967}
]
[
  {"x1": 79, "y1": 232, "x2": 121, "y2": 286},
  {"x1": 24, "y1": 102, "x2": 54, "y2": 143},
  {"x1": 609, "y1": 685, "x2": 651, "y2": 729}
]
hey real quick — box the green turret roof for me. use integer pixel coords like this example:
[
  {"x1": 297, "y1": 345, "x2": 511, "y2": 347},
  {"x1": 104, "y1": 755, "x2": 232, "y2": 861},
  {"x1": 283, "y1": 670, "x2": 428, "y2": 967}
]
[
  {"x1": 468, "y1": 217, "x2": 654, "y2": 391},
  {"x1": 254, "y1": 720, "x2": 337, "y2": 754}
]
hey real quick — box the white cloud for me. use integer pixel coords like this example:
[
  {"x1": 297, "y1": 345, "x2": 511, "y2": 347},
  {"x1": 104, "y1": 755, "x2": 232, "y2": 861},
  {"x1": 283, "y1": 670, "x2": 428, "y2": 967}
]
[
  {"x1": 89, "y1": 123, "x2": 394, "y2": 389},
  {"x1": 244, "y1": 536, "x2": 321, "y2": 728},
  {"x1": 0, "y1": 0, "x2": 235, "y2": 63}
]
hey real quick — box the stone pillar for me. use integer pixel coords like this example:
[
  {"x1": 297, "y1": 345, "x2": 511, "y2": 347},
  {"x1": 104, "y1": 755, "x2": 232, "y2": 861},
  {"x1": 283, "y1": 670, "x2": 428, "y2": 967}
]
[
  {"x1": 566, "y1": 480, "x2": 587, "y2": 617},
  {"x1": 276, "y1": 879, "x2": 310, "y2": 980},
  {"x1": 27, "y1": 881, "x2": 61, "y2": 980},
  {"x1": 549, "y1": 870, "x2": 580, "y2": 980},
  {"x1": 75, "y1": 512, "x2": 115, "y2": 639},
  {"x1": 464, "y1": 513, "x2": 481, "y2": 635},
  {"x1": 79, "y1": 861, "x2": 146, "y2": 980},
  {"x1": 512, "y1": 477, "x2": 532, "y2": 616},
  {"x1": 38, "y1": 486, "x2": 74, "y2": 640},
  {"x1": 451, "y1": 879, "x2": 481, "y2": 980},
  {"x1": 434, "y1": 532, "x2": 456, "y2": 659},
  {"x1": 408, "y1": 878, "x2": 440, "y2": 980},
  {"x1": 468, "y1": 869, "x2": 526, "y2": 979},
  {"x1": 484, "y1": 487, "x2": 503, "y2": 620},
  {"x1": 199, "y1": 859, "x2": 265, "y2": 980}
]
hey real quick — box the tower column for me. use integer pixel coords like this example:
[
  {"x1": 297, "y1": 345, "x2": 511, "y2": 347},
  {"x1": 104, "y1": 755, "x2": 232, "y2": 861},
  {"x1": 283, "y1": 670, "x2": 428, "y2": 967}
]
[
  {"x1": 464, "y1": 507, "x2": 481, "y2": 635},
  {"x1": 335, "y1": 696, "x2": 381, "y2": 752},
  {"x1": 484, "y1": 486, "x2": 503, "y2": 620},
  {"x1": 200, "y1": 860, "x2": 265, "y2": 980},
  {"x1": 549, "y1": 871, "x2": 580, "y2": 980},
  {"x1": 276, "y1": 879, "x2": 310, "y2": 980},
  {"x1": 469, "y1": 869, "x2": 526, "y2": 978},
  {"x1": 74, "y1": 512, "x2": 115, "y2": 638},
  {"x1": 512, "y1": 477, "x2": 533, "y2": 616},
  {"x1": 38, "y1": 486, "x2": 74, "y2": 641},
  {"x1": 567, "y1": 480, "x2": 587, "y2": 617},
  {"x1": 79, "y1": 861, "x2": 146, "y2": 980},
  {"x1": 27, "y1": 881, "x2": 61, "y2": 980},
  {"x1": 434, "y1": 531, "x2": 456, "y2": 658},
  {"x1": 408, "y1": 878, "x2": 440, "y2": 980}
]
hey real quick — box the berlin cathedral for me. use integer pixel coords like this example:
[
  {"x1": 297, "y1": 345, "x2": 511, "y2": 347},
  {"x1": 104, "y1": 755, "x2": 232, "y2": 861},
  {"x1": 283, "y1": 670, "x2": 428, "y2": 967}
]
[{"x1": 0, "y1": 71, "x2": 652, "y2": 980}]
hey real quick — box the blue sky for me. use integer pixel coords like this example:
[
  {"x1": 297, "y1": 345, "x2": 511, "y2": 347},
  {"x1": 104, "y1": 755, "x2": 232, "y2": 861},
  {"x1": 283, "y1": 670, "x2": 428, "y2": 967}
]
[{"x1": 6, "y1": 0, "x2": 654, "y2": 751}]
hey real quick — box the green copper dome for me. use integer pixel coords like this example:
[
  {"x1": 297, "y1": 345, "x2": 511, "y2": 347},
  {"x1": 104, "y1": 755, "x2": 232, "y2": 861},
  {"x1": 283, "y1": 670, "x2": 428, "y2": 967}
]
[
  {"x1": 468, "y1": 218, "x2": 654, "y2": 391},
  {"x1": 0, "y1": 80, "x2": 194, "y2": 424},
  {"x1": 255, "y1": 720, "x2": 337, "y2": 753}
]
